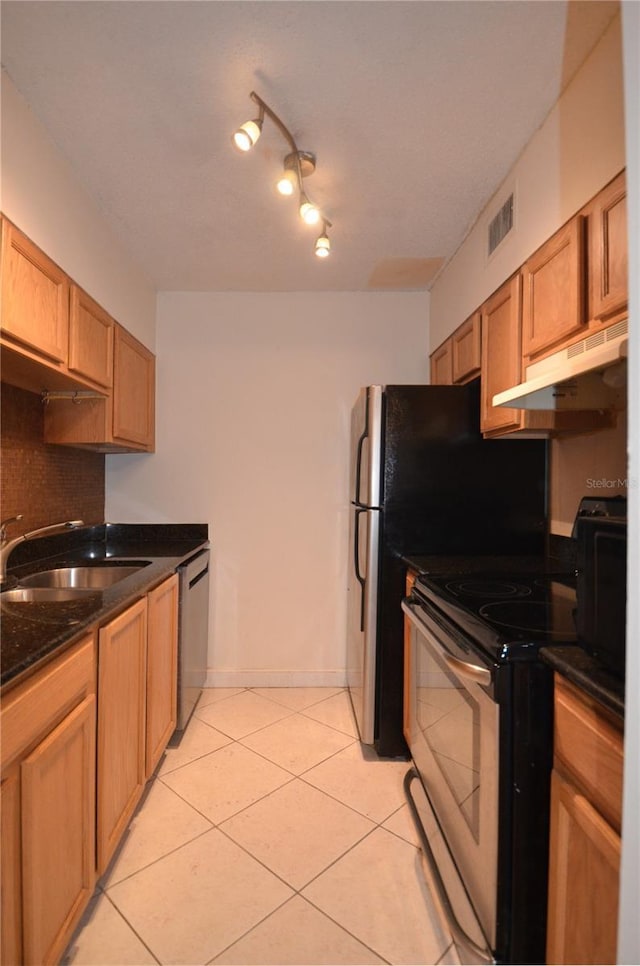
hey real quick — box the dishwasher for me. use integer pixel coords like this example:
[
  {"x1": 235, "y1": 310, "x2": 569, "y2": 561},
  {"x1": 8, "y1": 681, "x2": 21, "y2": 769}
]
[{"x1": 175, "y1": 548, "x2": 210, "y2": 732}]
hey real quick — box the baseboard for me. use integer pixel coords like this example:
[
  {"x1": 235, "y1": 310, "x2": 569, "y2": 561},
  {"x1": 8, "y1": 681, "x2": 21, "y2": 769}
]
[{"x1": 204, "y1": 669, "x2": 348, "y2": 688}]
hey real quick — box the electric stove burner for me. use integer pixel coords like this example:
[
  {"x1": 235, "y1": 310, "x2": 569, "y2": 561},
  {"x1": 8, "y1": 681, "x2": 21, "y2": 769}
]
[
  {"x1": 445, "y1": 579, "x2": 532, "y2": 599},
  {"x1": 478, "y1": 600, "x2": 577, "y2": 638},
  {"x1": 414, "y1": 567, "x2": 578, "y2": 656}
]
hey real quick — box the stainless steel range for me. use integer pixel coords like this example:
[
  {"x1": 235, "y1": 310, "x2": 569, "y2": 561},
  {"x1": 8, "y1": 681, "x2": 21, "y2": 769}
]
[{"x1": 402, "y1": 566, "x2": 578, "y2": 965}]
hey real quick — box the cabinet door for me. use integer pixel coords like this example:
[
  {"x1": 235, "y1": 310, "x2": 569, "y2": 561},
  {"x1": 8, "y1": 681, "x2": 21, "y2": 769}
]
[
  {"x1": 480, "y1": 274, "x2": 524, "y2": 434},
  {"x1": 21, "y1": 695, "x2": 96, "y2": 966},
  {"x1": 430, "y1": 339, "x2": 453, "y2": 385},
  {"x1": 112, "y1": 324, "x2": 155, "y2": 450},
  {"x1": 452, "y1": 312, "x2": 481, "y2": 383},
  {"x1": 97, "y1": 598, "x2": 147, "y2": 873},
  {"x1": 589, "y1": 171, "x2": 627, "y2": 323},
  {"x1": 1, "y1": 767, "x2": 22, "y2": 966},
  {"x1": 522, "y1": 217, "x2": 585, "y2": 359},
  {"x1": 68, "y1": 285, "x2": 114, "y2": 389},
  {"x1": 546, "y1": 769, "x2": 620, "y2": 965},
  {"x1": 1, "y1": 218, "x2": 69, "y2": 364},
  {"x1": 146, "y1": 574, "x2": 179, "y2": 778}
]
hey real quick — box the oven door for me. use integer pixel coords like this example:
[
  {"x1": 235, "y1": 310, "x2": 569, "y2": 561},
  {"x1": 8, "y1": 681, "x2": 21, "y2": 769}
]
[{"x1": 402, "y1": 597, "x2": 499, "y2": 962}]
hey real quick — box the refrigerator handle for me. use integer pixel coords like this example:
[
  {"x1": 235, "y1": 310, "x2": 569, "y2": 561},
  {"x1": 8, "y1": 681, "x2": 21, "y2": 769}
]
[
  {"x1": 353, "y1": 507, "x2": 366, "y2": 632},
  {"x1": 354, "y1": 428, "x2": 367, "y2": 507}
]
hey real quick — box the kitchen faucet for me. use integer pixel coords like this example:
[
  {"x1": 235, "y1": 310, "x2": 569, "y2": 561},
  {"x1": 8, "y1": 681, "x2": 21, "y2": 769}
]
[{"x1": 0, "y1": 516, "x2": 85, "y2": 585}]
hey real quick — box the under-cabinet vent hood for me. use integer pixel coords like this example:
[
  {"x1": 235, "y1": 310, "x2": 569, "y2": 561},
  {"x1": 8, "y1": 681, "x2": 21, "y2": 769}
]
[{"x1": 493, "y1": 319, "x2": 628, "y2": 411}]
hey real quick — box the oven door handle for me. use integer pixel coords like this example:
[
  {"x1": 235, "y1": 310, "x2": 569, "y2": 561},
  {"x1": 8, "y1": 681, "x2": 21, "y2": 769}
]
[
  {"x1": 404, "y1": 768, "x2": 495, "y2": 964},
  {"x1": 402, "y1": 600, "x2": 492, "y2": 687}
]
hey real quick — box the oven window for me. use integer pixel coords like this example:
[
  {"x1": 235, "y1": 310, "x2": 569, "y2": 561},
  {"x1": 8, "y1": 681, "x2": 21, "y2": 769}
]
[{"x1": 416, "y1": 639, "x2": 481, "y2": 840}]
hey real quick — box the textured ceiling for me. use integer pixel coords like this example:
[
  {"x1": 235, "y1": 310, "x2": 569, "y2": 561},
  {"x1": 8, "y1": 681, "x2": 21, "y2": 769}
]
[{"x1": 0, "y1": 1, "x2": 619, "y2": 292}]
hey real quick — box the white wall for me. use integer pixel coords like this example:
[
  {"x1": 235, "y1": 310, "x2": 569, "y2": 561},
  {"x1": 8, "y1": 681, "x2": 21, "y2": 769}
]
[
  {"x1": 0, "y1": 72, "x2": 156, "y2": 348},
  {"x1": 429, "y1": 14, "x2": 625, "y2": 348},
  {"x1": 106, "y1": 291, "x2": 430, "y2": 684}
]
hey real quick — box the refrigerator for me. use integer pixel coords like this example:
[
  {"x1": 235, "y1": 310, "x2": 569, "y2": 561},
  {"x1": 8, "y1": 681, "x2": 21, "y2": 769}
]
[{"x1": 347, "y1": 382, "x2": 547, "y2": 757}]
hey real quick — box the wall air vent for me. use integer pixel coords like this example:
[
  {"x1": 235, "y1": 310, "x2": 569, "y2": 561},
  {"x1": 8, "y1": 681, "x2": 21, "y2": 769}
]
[{"x1": 488, "y1": 193, "x2": 514, "y2": 256}]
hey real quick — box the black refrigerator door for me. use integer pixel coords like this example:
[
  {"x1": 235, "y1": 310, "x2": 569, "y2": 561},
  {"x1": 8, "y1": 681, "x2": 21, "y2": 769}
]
[{"x1": 381, "y1": 383, "x2": 546, "y2": 555}]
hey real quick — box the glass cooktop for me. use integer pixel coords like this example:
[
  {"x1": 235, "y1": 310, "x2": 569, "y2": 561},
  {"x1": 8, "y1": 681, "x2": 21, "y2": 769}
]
[{"x1": 414, "y1": 571, "x2": 578, "y2": 659}]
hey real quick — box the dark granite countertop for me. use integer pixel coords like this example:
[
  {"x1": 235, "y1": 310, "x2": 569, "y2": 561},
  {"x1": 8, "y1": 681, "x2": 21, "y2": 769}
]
[
  {"x1": 540, "y1": 645, "x2": 625, "y2": 721},
  {"x1": 1, "y1": 523, "x2": 209, "y2": 691}
]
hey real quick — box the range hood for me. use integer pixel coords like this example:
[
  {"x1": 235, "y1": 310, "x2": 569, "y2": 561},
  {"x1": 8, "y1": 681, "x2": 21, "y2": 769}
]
[{"x1": 493, "y1": 319, "x2": 628, "y2": 410}]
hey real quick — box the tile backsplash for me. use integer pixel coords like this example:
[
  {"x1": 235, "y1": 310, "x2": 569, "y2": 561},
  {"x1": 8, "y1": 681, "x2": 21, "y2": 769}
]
[{"x1": 1, "y1": 383, "x2": 105, "y2": 535}]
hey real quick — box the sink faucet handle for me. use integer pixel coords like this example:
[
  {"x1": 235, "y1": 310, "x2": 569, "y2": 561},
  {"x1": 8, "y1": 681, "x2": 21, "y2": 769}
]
[{"x1": 0, "y1": 515, "x2": 23, "y2": 543}]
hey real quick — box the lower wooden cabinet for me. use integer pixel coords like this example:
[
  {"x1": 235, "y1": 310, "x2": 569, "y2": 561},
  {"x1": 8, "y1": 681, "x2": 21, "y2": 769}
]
[
  {"x1": 1, "y1": 575, "x2": 181, "y2": 962},
  {"x1": 0, "y1": 634, "x2": 96, "y2": 966},
  {"x1": 547, "y1": 769, "x2": 620, "y2": 965},
  {"x1": 546, "y1": 675, "x2": 623, "y2": 965},
  {"x1": 146, "y1": 574, "x2": 179, "y2": 778},
  {"x1": 96, "y1": 597, "x2": 148, "y2": 873},
  {"x1": 21, "y1": 697, "x2": 96, "y2": 966}
]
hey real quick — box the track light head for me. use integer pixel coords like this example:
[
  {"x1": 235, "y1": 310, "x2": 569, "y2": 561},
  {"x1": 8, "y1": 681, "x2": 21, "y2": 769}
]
[
  {"x1": 315, "y1": 231, "x2": 331, "y2": 258},
  {"x1": 299, "y1": 194, "x2": 321, "y2": 226},
  {"x1": 276, "y1": 169, "x2": 297, "y2": 196},
  {"x1": 276, "y1": 151, "x2": 315, "y2": 197},
  {"x1": 233, "y1": 117, "x2": 263, "y2": 152}
]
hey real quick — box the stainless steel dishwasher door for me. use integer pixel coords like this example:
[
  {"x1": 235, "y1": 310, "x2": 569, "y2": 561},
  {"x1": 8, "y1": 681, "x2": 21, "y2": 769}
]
[{"x1": 176, "y1": 549, "x2": 210, "y2": 731}]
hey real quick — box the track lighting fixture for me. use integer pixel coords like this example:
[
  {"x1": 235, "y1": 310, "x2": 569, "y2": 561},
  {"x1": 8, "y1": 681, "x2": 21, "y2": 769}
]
[
  {"x1": 314, "y1": 229, "x2": 331, "y2": 258},
  {"x1": 233, "y1": 91, "x2": 333, "y2": 258}
]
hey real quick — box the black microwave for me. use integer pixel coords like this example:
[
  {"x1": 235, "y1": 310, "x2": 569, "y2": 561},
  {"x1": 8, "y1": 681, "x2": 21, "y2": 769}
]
[{"x1": 575, "y1": 513, "x2": 627, "y2": 678}]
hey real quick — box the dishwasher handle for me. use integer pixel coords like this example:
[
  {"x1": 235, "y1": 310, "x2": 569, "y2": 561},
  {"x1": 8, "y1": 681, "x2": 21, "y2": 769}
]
[{"x1": 180, "y1": 549, "x2": 210, "y2": 588}]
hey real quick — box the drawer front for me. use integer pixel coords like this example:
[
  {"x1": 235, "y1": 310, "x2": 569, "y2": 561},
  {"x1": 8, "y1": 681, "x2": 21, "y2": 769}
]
[
  {"x1": 1, "y1": 635, "x2": 95, "y2": 771},
  {"x1": 554, "y1": 675, "x2": 623, "y2": 832}
]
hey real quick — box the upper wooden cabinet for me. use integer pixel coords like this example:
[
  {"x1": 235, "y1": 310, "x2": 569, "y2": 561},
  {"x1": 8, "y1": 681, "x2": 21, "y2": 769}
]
[
  {"x1": 452, "y1": 312, "x2": 481, "y2": 383},
  {"x1": 44, "y1": 324, "x2": 156, "y2": 452},
  {"x1": 112, "y1": 324, "x2": 155, "y2": 450},
  {"x1": 480, "y1": 275, "x2": 524, "y2": 435},
  {"x1": 430, "y1": 338, "x2": 453, "y2": 385},
  {"x1": 1, "y1": 218, "x2": 70, "y2": 366},
  {"x1": 68, "y1": 284, "x2": 114, "y2": 389},
  {"x1": 1, "y1": 217, "x2": 155, "y2": 452},
  {"x1": 522, "y1": 216, "x2": 585, "y2": 360},
  {"x1": 587, "y1": 170, "x2": 627, "y2": 324},
  {"x1": 430, "y1": 312, "x2": 481, "y2": 387}
]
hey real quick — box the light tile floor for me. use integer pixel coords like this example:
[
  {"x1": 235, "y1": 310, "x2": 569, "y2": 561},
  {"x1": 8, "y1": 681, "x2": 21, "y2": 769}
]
[{"x1": 63, "y1": 687, "x2": 459, "y2": 966}]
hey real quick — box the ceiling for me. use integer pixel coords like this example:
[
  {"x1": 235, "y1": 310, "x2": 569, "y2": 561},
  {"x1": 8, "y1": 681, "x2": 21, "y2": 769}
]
[{"x1": 0, "y1": 1, "x2": 619, "y2": 292}]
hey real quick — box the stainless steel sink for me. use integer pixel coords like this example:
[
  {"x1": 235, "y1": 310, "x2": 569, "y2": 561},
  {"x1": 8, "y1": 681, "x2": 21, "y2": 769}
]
[
  {"x1": 19, "y1": 563, "x2": 148, "y2": 590},
  {"x1": 1, "y1": 587, "x2": 96, "y2": 603}
]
